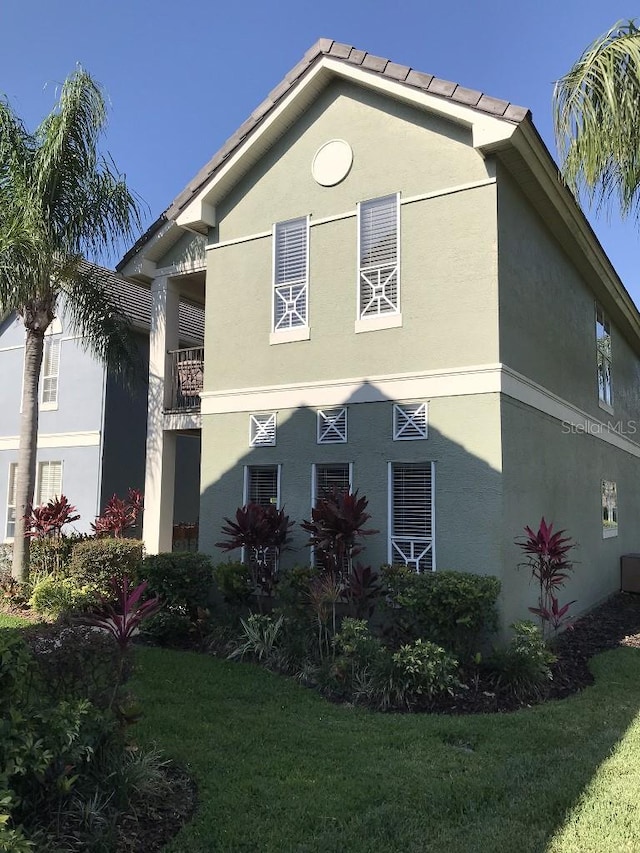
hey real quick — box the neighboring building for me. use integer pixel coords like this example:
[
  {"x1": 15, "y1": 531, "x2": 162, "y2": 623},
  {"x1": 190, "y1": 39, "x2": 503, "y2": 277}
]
[
  {"x1": 0, "y1": 266, "x2": 203, "y2": 543},
  {"x1": 119, "y1": 40, "x2": 640, "y2": 627}
]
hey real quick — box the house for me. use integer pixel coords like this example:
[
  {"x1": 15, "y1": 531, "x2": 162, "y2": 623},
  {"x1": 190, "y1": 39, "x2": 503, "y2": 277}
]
[
  {"x1": 0, "y1": 265, "x2": 203, "y2": 543},
  {"x1": 118, "y1": 39, "x2": 640, "y2": 627}
]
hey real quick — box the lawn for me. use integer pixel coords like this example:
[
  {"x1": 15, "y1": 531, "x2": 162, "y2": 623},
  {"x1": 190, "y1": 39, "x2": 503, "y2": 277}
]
[
  {"x1": 0, "y1": 612, "x2": 30, "y2": 628},
  {"x1": 134, "y1": 645, "x2": 640, "y2": 853}
]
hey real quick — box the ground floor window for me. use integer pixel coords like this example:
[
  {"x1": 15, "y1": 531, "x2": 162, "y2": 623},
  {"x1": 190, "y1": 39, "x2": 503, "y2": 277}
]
[
  {"x1": 5, "y1": 460, "x2": 63, "y2": 540},
  {"x1": 389, "y1": 461, "x2": 434, "y2": 572},
  {"x1": 5, "y1": 463, "x2": 17, "y2": 539},
  {"x1": 244, "y1": 465, "x2": 280, "y2": 508},
  {"x1": 602, "y1": 479, "x2": 618, "y2": 538},
  {"x1": 312, "y1": 463, "x2": 352, "y2": 505}
]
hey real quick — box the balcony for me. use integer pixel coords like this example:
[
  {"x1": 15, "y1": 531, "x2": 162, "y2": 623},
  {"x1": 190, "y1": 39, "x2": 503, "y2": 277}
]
[{"x1": 167, "y1": 347, "x2": 204, "y2": 412}]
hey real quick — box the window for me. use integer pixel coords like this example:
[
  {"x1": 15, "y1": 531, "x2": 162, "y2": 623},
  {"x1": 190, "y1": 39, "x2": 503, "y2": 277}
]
[
  {"x1": 245, "y1": 465, "x2": 280, "y2": 508},
  {"x1": 393, "y1": 403, "x2": 427, "y2": 440},
  {"x1": 249, "y1": 413, "x2": 276, "y2": 447},
  {"x1": 37, "y1": 461, "x2": 62, "y2": 506},
  {"x1": 41, "y1": 335, "x2": 61, "y2": 408},
  {"x1": 389, "y1": 462, "x2": 434, "y2": 572},
  {"x1": 317, "y1": 408, "x2": 348, "y2": 444},
  {"x1": 358, "y1": 194, "x2": 400, "y2": 327},
  {"x1": 313, "y1": 463, "x2": 351, "y2": 504},
  {"x1": 5, "y1": 463, "x2": 17, "y2": 539},
  {"x1": 596, "y1": 305, "x2": 612, "y2": 408},
  {"x1": 602, "y1": 479, "x2": 618, "y2": 538},
  {"x1": 272, "y1": 217, "x2": 309, "y2": 339}
]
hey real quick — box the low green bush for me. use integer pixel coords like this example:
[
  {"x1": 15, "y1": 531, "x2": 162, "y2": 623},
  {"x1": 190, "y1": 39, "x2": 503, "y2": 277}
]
[
  {"x1": 488, "y1": 620, "x2": 556, "y2": 700},
  {"x1": 67, "y1": 538, "x2": 143, "y2": 593},
  {"x1": 381, "y1": 566, "x2": 501, "y2": 659},
  {"x1": 29, "y1": 533, "x2": 87, "y2": 576},
  {"x1": 228, "y1": 613, "x2": 284, "y2": 664},
  {"x1": 212, "y1": 560, "x2": 252, "y2": 606},
  {"x1": 138, "y1": 552, "x2": 213, "y2": 617},
  {"x1": 141, "y1": 606, "x2": 194, "y2": 646},
  {"x1": 29, "y1": 575, "x2": 97, "y2": 618}
]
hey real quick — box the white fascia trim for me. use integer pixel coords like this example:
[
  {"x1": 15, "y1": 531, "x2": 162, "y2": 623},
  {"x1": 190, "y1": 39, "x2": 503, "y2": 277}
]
[
  {"x1": 270, "y1": 327, "x2": 310, "y2": 345},
  {"x1": 155, "y1": 259, "x2": 207, "y2": 278},
  {"x1": 178, "y1": 57, "x2": 514, "y2": 218},
  {"x1": 0, "y1": 431, "x2": 101, "y2": 451},
  {"x1": 602, "y1": 527, "x2": 619, "y2": 539},
  {"x1": 201, "y1": 362, "x2": 640, "y2": 459},
  {"x1": 163, "y1": 411, "x2": 202, "y2": 432}
]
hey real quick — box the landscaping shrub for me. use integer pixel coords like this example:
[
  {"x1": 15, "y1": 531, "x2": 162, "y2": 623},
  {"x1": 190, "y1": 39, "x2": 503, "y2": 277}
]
[
  {"x1": 381, "y1": 566, "x2": 501, "y2": 658},
  {"x1": 141, "y1": 606, "x2": 194, "y2": 647},
  {"x1": 228, "y1": 613, "x2": 284, "y2": 664},
  {"x1": 0, "y1": 569, "x2": 27, "y2": 611},
  {"x1": 67, "y1": 538, "x2": 143, "y2": 593},
  {"x1": 29, "y1": 533, "x2": 86, "y2": 576},
  {"x1": 138, "y1": 552, "x2": 213, "y2": 618},
  {"x1": 212, "y1": 560, "x2": 252, "y2": 607},
  {"x1": 488, "y1": 620, "x2": 556, "y2": 700},
  {"x1": 29, "y1": 575, "x2": 97, "y2": 618}
]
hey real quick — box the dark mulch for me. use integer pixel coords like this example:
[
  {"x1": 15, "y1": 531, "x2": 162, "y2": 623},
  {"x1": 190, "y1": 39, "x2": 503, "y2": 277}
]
[
  {"x1": 116, "y1": 763, "x2": 197, "y2": 853},
  {"x1": 435, "y1": 592, "x2": 640, "y2": 715}
]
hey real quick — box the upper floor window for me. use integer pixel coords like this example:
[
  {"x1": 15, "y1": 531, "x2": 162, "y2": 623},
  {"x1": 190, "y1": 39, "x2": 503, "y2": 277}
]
[
  {"x1": 357, "y1": 194, "x2": 400, "y2": 331},
  {"x1": 602, "y1": 479, "x2": 618, "y2": 538},
  {"x1": 272, "y1": 217, "x2": 309, "y2": 343},
  {"x1": 317, "y1": 408, "x2": 348, "y2": 444},
  {"x1": 596, "y1": 305, "x2": 612, "y2": 409},
  {"x1": 41, "y1": 335, "x2": 61, "y2": 408}
]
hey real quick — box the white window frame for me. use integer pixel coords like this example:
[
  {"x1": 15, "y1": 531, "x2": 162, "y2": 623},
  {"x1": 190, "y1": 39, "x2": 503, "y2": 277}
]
[
  {"x1": 311, "y1": 462, "x2": 353, "y2": 508},
  {"x1": 355, "y1": 193, "x2": 402, "y2": 334},
  {"x1": 602, "y1": 479, "x2": 618, "y2": 539},
  {"x1": 393, "y1": 402, "x2": 428, "y2": 441},
  {"x1": 249, "y1": 413, "x2": 277, "y2": 447},
  {"x1": 317, "y1": 407, "x2": 348, "y2": 444},
  {"x1": 5, "y1": 463, "x2": 18, "y2": 540},
  {"x1": 388, "y1": 461, "x2": 435, "y2": 572},
  {"x1": 36, "y1": 460, "x2": 63, "y2": 507},
  {"x1": 41, "y1": 334, "x2": 61, "y2": 410},
  {"x1": 596, "y1": 304, "x2": 613, "y2": 412},
  {"x1": 4, "y1": 460, "x2": 63, "y2": 541},
  {"x1": 270, "y1": 216, "x2": 310, "y2": 345},
  {"x1": 243, "y1": 464, "x2": 281, "y2": 509}
]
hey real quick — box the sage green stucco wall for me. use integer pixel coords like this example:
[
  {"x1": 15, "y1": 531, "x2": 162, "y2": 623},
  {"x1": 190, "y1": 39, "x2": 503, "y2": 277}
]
[
  {"x1": 500, "y1": 396, "x2": 640, "y2": 627},
  {"x1": 199, "y1": 393, "x2": 503, "y2": 576},
  {"x1": 205, "y1": 81, "x2": 499, "y2": 391},
  {"x1": 156, "y1": 231, "x2": 206, "y2": 269},
  {"x1": 497, "y1": 166, "x2": 640, "y2": 426}
]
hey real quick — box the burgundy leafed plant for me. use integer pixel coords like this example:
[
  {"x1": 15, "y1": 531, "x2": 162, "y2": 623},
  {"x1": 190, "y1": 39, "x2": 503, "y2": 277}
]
[
  {"x1": 24, "y1": 494, "x2": 80, "y2": 539},
  {"x1": 216, "y1": 503, "x2": 294, "y2": 598},
  {"x1": 301, "y1": 489, "x2": 378, "y2": 577},
  {"x1": 92, "y1": 488, "x2": 143, "y2": 538},
  {"x1": 342, "y1": 563, "x2": 383, "y2": 618},
  {"x1": 517, "y1": 517, "x2": 577, "y2": 638}
]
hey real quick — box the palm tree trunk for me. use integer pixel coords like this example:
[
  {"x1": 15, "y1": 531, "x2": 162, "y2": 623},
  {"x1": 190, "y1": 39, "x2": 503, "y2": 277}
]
[{"x1": 11, "y1": 328, "x2": 44, "y2": 582}]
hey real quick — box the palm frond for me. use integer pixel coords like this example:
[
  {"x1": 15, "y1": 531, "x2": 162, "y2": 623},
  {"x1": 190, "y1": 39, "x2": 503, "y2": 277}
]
[
  {"x1": 554, "y1": 19, "x2": 640, "y2": 219},
  {"x1": 59, "y1": 260, "x2": 141, "y2": 382}
]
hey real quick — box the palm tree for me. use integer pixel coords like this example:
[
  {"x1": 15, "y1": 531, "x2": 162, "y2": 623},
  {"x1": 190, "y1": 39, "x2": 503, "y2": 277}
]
[
  {"x1": 554, "y1": 20, "x2": 640, "y2": 219},
  {"x1": 0, "y1": 69, "x2": 141, "y2": 581}
]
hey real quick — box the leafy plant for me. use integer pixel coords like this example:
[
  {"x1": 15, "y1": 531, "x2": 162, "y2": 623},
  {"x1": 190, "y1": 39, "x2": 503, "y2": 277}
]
[
  {"x1": 212, "y1": 560, "x2": 253, "y2": 607},
  {"x1": 488, "y1": 621, "x2": 557, "y2": 700},
  {"x1": 307, "y1": 573, "x2": 343, "y2": 660},
  {"x1": 301, "y1": 489, "x2": 377, "y2": 577},
  {"x1": 138, "y1": 552, "x2": 212, "y2": 620},
  {"x1": 516, "y1": 517, "x2": 577, "y2": 638},
  {"x1": 67, "y1": 538, "x2": 143, "y2": 594},
  {"x1": 24, "y1": 494, "x2": 80, "y2": 539},
  {"x1": 91, "y1": 489, "x2": 143, "y2": 538},
  {"x1": 228, "y1": 613, "x2": 285, "y2": 663},
  {"x1": 29, "y1": 532, "x2": 87, "y2": 576},
  {"x1": 0, "y1": 570, "x2": 27, "y2": 611},
  {"x1": 216, "y1": 503, "x2": 294, "y2": 598},
  {"x1": 29, "y1": 575, "x2": 97, "y2": 618},
  {"x1": 342, "y1": 563, "x2": 383, "y2": 618},
  {"x1": 381, "y1": 566, "x2": 501, "y2": 659}
]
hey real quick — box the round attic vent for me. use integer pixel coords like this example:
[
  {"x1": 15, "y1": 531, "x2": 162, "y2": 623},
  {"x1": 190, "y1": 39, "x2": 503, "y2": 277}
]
[{"x1": 312, "y1": 139, "x2": 353, "y2": 186}]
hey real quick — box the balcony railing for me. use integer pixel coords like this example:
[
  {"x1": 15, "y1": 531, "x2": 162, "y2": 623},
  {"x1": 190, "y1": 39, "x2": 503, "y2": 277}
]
[{"x1": 168, "y1": 347, "x2": 204, "y2": 412}]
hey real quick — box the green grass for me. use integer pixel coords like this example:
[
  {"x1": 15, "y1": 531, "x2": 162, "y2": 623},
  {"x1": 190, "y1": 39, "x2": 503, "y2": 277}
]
[
  {"x1": 133, "y1": 646, "x2": 640, "y2": 853},
  {"x1": 0, "y1": 612, "x2": 30, "y2": 628}
]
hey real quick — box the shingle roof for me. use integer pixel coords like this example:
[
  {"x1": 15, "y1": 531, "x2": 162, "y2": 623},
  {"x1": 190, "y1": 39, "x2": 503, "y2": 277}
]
[{"x1": 118, "y1": 38, "x2": 530, "y2": 270}]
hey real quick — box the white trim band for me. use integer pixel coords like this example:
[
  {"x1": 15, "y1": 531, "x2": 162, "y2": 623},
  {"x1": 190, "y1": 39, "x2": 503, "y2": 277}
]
[{"x1": 0, "y1": 431, "x2": 102, "y2": 451}]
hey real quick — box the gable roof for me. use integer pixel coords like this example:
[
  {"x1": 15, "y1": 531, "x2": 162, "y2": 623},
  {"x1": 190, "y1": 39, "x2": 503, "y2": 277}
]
[{"x1": 118, "y1": 38, "x2": 529, "y2": 271}]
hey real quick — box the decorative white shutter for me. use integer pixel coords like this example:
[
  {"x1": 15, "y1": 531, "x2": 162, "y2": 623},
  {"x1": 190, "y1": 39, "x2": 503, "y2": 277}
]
[
  {"x1": 393, "y1": 403, "x2": 427, "y2": 440},
  {"x1": 359, "y1": 195, "x2": 399, "y2": 318},
  {"x1": 273, "y1": 217, "x2": 308, "y2": 331},
  {"x1": 390, "y1": 462, "x2": 434, "y2": 572},
  {"x1": 317, "y1": 408, "x2": 348, "y2": 444},
  {"x1": 250, "y1": 413, "x2": 276, "y2": 447}
]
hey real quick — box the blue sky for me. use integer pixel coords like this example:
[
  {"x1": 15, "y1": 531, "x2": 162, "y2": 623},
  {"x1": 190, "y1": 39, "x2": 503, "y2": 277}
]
[{"x1": 1, "y1": 1, "x2": 639, "y2": 303}]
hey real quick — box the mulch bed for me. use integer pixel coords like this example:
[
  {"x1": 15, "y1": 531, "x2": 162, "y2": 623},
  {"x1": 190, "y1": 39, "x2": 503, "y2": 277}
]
[{"x1": 435, "y1": 592, "x2": 640, "y2": 714}]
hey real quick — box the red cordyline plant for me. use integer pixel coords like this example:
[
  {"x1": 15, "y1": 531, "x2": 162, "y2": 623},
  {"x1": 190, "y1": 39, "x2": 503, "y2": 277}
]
[
  {"x1": 24, "y1": 494, "x2": 80, "y2": 539},
  {"x1": 301, "y1": 489, "x2": 378, "y2": 578},
  {"x1": 82, "y1": 576, "x2": 161, "y2": 712},
  {"x1": 517, "y1": 517, "x2": 577, "y2": 639},
  {"x1": 92, "y1": 488, "x2": 143, "y2": 538},
  {"x1": 216, "y1": 503, "x2": 294, "y2": 598}
]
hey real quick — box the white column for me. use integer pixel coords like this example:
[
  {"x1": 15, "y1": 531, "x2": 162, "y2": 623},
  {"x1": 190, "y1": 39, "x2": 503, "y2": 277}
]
[{"x1": 143, "y1": 276, "x2": 180, "y2": 554}]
